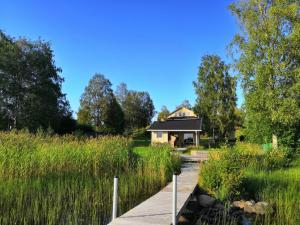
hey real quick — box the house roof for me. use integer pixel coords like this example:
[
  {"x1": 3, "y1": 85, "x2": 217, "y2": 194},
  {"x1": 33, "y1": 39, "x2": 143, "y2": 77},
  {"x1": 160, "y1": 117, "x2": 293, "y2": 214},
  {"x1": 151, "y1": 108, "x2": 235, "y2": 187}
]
[
  {"x1": 148, "y1": 118, "x2": 202, "y2": 131},
  {"x1": 167, "y1": 106, "x2": 197, "y2": 118}
]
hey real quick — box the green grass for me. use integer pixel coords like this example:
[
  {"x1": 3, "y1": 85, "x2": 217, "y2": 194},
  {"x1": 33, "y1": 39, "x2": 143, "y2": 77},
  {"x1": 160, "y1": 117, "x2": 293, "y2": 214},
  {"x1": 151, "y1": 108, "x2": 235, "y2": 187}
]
[
  {"x1": 242, "y1": 157, "x2": 300, "y2": 225},
  {"x1": 198, "y1": 142, "x2": 300, "y2": 225},
  {"x1": 0, "y1": 131, "x2": 181, "y2": 225}
]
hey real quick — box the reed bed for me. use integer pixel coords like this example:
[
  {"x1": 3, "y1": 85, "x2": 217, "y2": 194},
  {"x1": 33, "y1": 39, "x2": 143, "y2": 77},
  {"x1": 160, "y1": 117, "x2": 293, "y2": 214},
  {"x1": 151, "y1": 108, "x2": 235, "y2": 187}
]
[
  {"x1": 242, "y1": 158, "x2": 300, "y2": 225},
  {"x1": 0, "y1": 131, "x2": 181, "y2": 225}
]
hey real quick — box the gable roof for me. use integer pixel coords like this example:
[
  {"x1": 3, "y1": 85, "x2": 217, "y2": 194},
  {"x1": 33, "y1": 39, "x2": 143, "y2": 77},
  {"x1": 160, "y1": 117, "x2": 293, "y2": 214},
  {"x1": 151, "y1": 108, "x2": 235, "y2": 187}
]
[
  {"x1": 148, "y1": 118, "x2": 202, "y2": 131},
  {"x1": 168, "y1": 106, "x2": 195, "y2": 117}
]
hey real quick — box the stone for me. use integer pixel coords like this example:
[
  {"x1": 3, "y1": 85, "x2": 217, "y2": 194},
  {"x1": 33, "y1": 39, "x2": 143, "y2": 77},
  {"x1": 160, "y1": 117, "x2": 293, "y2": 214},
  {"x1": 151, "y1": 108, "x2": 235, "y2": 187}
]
[
  {"x1": 198, "y1": 194, "x2": 216, "y2": 208},
  {"x1": 245, "y1": 200, "x2": 255, "y2": 206},
  {"x1": 254, "y1": 202, "x2": 273, "y2": 215},
  {"x1": 178, "y1": 215, "x2": 190, "y2": 223},
  {"x1": 244, "y1": 204, "x2": 256, "y2": 214},
  {"x1": 232, "y1": 200, "x2": 246, "y2": 209}
]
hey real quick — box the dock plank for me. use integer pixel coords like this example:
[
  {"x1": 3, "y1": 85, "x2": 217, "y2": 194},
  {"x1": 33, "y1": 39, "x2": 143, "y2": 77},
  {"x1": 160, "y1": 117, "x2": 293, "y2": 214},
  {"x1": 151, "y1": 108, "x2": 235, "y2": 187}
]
[{"x1": 108, "y1": 163, "x2": 199, "y2": 225}]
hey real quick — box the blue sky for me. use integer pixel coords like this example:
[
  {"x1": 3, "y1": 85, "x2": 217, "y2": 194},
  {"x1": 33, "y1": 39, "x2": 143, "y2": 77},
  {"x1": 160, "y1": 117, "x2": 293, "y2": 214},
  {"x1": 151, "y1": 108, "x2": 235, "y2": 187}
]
[{"x1": 0, "y1": 0, "x2": 243, "y2": 116}]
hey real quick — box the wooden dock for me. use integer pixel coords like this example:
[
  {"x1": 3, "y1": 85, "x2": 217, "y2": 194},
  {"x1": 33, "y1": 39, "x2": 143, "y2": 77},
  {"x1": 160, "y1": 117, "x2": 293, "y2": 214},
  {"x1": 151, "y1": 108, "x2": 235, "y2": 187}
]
[{"x1": 108, "y1": 162, "x2": 199, "y2": 225}]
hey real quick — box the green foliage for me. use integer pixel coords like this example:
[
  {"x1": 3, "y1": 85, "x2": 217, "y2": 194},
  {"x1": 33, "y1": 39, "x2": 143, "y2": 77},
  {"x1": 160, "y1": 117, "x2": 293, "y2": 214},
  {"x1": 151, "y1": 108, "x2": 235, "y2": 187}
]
[
  {"x1": 0, "y1": 131, "x2": 180, "y2": 224},
  {"x1": 157, "y1": 105, "x2": 170, "y2": 121},
  {"x1": 194, "y1": 55, "x2": 237, "y2": 140},
  {"x1": 229, "y1": 0, "x2": 300, "y2": 148},
  {"x1": 262, "y1": 149, "x2": 289, "y2": 170},
  {"x1": 199, "y1": 142, "x2": 291, "y2": 200},
  {"x1": 241, "y1": 158, "x2": 300, "y2": 225},
  {"x1": 234, "y1": 107, "x2": 245, "y2": 129},
  {"x1": 134, "y1": 145, "x2": 181, "y2": 181},
  {"x1": 116, "y1": 83, "x2": 155, "y2": 131},
  {"x1": 199, "y1": 148, "x2": 245, "y2": 200},
  {"x1": 77, "y1": 74, "x2": 124, "y2": 133},
  {"x1": 0, "y1": 31, "x2": 72, "y2": 133},
  {"x1": 131, "y1": 127, "x2": 150, "y2": 140}
]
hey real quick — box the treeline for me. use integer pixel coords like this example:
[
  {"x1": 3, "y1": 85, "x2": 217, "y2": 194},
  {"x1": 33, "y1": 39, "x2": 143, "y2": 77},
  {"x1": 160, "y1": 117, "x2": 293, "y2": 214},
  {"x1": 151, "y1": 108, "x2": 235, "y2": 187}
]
[
  {"x1": 0, "y1": 31, "x2": 75, "y2": 133},
  {"x1": 0, "y1": 31, "x2": 155, "y2": 135},
  {"x1": 77, "y1": 76, "x2": 155, "y2": 134}
]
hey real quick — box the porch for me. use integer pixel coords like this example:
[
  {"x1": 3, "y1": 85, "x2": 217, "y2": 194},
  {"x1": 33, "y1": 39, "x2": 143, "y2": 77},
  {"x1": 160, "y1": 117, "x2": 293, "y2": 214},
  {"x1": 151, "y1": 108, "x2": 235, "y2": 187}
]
[{"x1": 168, "y1": 131, "x2": 200, "y2": 147}]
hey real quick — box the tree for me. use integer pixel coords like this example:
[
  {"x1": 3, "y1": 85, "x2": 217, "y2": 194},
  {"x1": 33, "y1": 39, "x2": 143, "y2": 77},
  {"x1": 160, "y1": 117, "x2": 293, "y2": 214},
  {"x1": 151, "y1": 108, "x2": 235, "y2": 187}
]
[
  {"x1": 115, "y1": 82, "x2": 128, "y2": 107},
  {"x1": 122, "y1": 91, "x2": 155, "y2": 131},
  {"x1": 0, "y1": 31, "x2": 72, "y2": 132},
  {"x1": 176, "y1": 100, "x2": 192, "y2": 109},
  {"x1": 229, "y1": 0, "x2": 300, "y2": 148},
  {"x1": 77, "y1": 74, "x2": 124, "y2": 133},
  {"x1": 157, "y1": 105, "x2": 170, "y2": 121},
  {"x1": 104, "y1": 95, "x2": 125, "y2": 134},
  {"x1": 193, "y1": 55, "x2": 237, "y2": 140},
  {"x1": 114, "y1": 82, "x2": 155, "y2": 131},
  {"x1": 234, "y1": 107, "x2": 245, "y2": 129}
]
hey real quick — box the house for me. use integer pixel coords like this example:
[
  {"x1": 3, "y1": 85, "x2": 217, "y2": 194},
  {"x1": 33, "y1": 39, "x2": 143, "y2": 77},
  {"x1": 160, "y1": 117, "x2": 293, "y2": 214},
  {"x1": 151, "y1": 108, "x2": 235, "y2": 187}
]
[{"x1": 148, "y1": 107, "x2": 202, "y2": 147}]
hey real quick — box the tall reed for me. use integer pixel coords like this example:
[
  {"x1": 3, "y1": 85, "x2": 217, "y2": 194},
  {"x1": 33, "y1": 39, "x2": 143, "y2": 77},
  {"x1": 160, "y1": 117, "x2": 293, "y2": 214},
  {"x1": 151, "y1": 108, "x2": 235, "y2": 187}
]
[{"x1": 0, "y1": 131, "x2": 181, "y2": 225}]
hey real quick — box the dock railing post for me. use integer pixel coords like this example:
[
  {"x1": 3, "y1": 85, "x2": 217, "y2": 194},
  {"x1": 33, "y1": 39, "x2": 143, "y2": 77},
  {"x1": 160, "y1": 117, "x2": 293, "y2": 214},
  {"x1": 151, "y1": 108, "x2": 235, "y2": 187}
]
[
  {"x1": 112, "y1": 176, "x2": 118, "y2": 221},
  {"x1": 172, "y1": 173, "x2": 177, "y2": 225}
]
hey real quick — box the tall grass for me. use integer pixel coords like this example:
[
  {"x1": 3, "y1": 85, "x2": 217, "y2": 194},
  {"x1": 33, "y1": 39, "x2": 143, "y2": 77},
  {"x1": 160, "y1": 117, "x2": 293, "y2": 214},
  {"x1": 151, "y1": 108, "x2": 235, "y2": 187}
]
[
  {"x1": 0, "y1": 131, "x2": 181, "y2": 225},
  {"x1": 243, "y1": 157, "x2": 300, "y2": 225},
  {"x1": 198, "y1": 142, "x2": 300, "y2": 225}
]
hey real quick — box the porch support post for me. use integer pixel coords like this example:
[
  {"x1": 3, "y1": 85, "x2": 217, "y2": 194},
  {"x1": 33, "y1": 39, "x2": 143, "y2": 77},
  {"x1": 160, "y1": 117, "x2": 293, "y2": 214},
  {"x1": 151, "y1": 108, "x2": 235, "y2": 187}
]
[{"x1": 195, "y1": 131, "x2": 199, "y2": 146}]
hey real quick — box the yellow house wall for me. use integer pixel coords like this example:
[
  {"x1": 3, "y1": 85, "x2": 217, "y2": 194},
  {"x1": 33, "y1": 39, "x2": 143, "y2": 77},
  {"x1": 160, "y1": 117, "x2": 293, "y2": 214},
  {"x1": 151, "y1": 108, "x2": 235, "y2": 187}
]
[
  {"x1": 168, "y1": 107, "x2": 197, "y2": 118},
  {"x1": 151, "y1": 131, "x2": 168, "y2": 144}
]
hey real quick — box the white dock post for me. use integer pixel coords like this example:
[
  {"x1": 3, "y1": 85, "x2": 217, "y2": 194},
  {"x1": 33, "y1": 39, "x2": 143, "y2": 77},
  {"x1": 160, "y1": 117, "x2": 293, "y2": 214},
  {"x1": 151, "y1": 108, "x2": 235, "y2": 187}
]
[
  {"x1": 172, "y1": 173, "x2": 177, "y2": 225},
  {"x1": 112, "y1": 176, "x2": 118, "y2": 220}
]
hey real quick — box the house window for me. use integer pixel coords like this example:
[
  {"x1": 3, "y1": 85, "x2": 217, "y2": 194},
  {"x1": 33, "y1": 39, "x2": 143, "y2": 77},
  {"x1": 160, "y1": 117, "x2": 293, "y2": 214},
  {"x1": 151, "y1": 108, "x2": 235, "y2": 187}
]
[
  {"x1": 156, "y1": 132, "x2": 163, "y2": 138},
  {"x1": 182, "y1": 113, "x2": 186, "y2": 116}
]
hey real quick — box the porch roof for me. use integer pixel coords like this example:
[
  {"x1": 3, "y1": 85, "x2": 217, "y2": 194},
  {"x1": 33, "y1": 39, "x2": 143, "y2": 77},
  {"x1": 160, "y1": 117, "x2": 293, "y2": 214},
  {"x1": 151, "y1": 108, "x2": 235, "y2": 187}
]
[{"x1": 148, "y1": 118, "x2": 202, "y2": 132}]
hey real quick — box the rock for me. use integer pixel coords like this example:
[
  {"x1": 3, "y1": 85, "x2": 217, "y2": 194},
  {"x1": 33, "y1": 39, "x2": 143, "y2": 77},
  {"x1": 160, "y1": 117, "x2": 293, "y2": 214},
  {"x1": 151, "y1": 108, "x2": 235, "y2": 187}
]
[
  {"x1": 232, "y1": 200, "x2": 246, "y2": 209},
  {"x1": 245, "y1": 200, "x2": 255, "y2": 206},
  {"x1": 254, "y1": 202, "x2": 273, "y2": 215},
  {"x1": 178, "y1": 215, "x2": 190, "y2": 223},
  {"x1": 198, "y1": 194, "x2": 216, "y2": 208},
  {"x1": 244, "y1": 204, "x2": 256, "y2": 214}
]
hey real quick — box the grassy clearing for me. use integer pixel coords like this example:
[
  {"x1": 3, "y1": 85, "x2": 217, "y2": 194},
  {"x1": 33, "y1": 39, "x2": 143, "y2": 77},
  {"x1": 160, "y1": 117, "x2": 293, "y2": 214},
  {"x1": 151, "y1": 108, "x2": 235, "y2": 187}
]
[{"x1": 0, "y1": 131, "x2": 180, "y2": 225}]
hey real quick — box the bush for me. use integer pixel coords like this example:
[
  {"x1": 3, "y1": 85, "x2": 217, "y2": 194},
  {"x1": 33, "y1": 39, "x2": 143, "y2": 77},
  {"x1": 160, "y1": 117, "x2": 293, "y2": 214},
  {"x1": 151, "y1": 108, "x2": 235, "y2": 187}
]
[
  {"x1": 199, "y1": 148, "x2": 245, "y2": 200},
  {"x1": 199, "y1": 142, "x2": 290, "y2": 200},
  {"x1": 262, "y1": 149, "x2": 289, "y2": 170}
]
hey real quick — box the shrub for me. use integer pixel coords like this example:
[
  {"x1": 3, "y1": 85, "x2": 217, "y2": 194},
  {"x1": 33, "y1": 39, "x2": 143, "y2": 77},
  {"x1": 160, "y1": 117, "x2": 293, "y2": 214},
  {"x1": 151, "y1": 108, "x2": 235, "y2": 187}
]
[
  {"x1": 262, "y1": 149, "x2": 289, "y2": 170},
  {"x1": 199, "y1": 148, "x2": 245, "y2": 200},
  {"x1": 199, "y1": 142, "x2": 290, "y2": 200}
]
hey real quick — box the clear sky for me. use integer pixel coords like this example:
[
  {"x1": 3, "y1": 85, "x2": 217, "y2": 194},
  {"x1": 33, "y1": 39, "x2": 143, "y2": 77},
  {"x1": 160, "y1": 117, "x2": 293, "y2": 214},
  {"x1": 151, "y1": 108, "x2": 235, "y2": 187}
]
[{"x1": 0, "y1": 0, "x2": 243, "y2": 116}]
